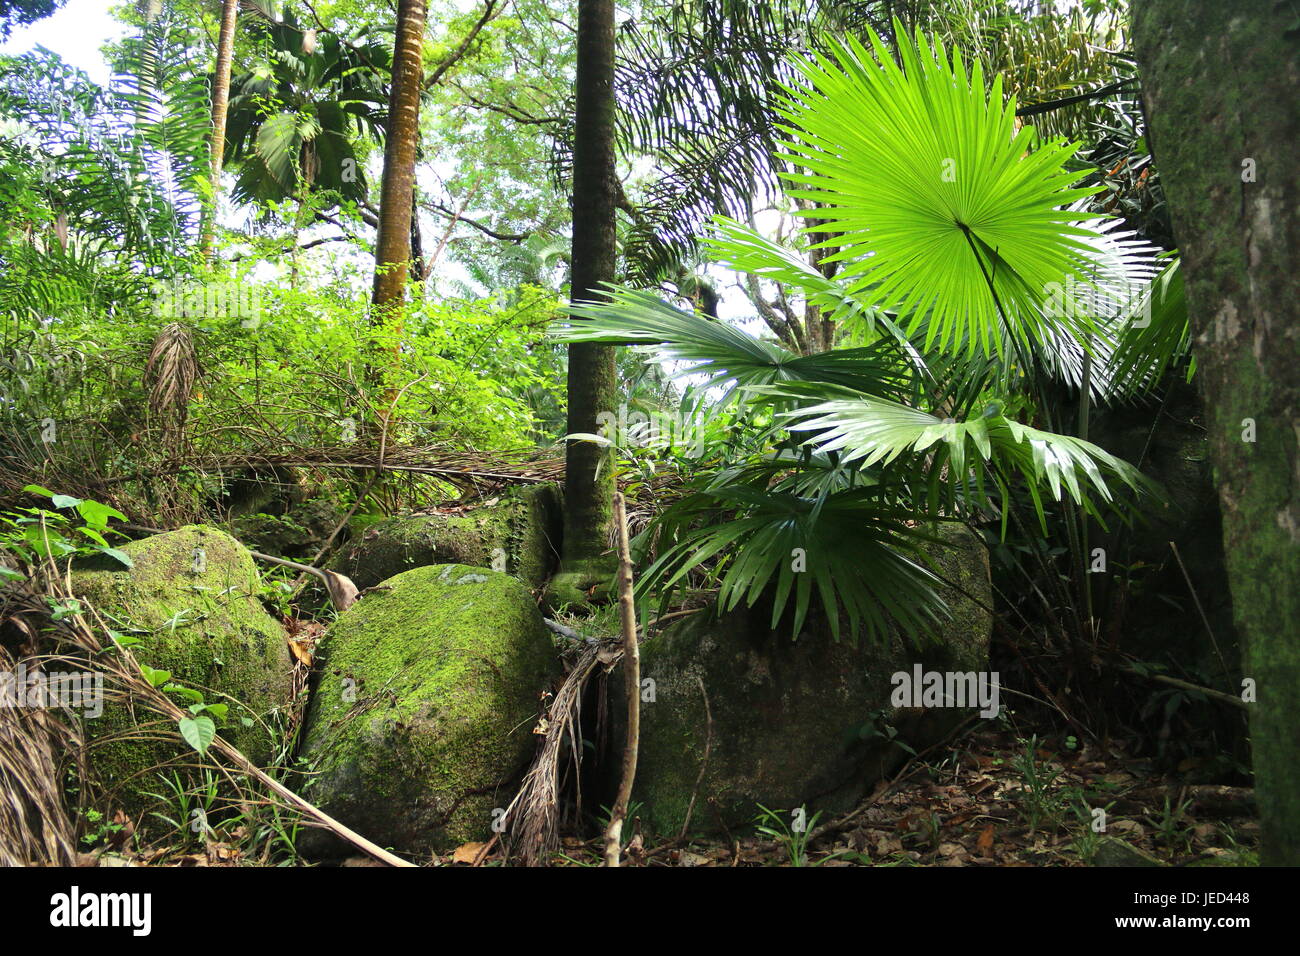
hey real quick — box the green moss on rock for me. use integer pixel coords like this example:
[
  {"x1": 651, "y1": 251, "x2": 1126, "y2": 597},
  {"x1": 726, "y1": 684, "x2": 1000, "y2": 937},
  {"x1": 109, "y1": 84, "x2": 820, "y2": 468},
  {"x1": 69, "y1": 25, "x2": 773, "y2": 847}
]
[
  {"x1": 70, "y1": 526, "x2": 293, "y2": 816},
  {"x1": 542, "y1": 554, "x2": 618, "y2": 611},
  {"x1": 299, "y1": 564, "x2": 561, "y2": 858},
  {"x1": 329, "y1": 484, "x2": 561, "y2": 591},
  {"x1": 623, "y1": 523, "x2": 993, "y2": 837}
]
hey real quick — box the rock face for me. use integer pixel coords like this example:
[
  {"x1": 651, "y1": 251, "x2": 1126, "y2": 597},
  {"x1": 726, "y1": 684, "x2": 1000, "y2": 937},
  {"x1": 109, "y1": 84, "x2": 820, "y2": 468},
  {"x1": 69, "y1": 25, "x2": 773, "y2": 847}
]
[
  {"x1": 225, "y1": 497, "x2": 347, "y2": 562},
  {"x1": 329, "y1": 484, "x2": 561, "y2": 592},
  {"x1": 624, "y1": 524, "x2": 993, "y2": 837},
  {"x1": 71, "y1": 526, "x2": 293, "y2": 814},
  {"x1": 299, "y1": 564, "x2": 560, "y2": 858},
  {"x1": 1088, "y1": 383, "x2": 1239, "y2": 674}
]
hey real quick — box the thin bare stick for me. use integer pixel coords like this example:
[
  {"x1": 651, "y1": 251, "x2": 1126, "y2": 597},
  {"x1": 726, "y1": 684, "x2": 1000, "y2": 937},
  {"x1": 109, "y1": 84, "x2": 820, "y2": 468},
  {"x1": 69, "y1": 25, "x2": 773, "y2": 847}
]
[
  {"x1": 1127, "y1": 668, "x2": 1248, "y2": 711},
  {"x1": 603, "y1": 492, "x2": 640, "y2": 867},
  {"x1": 207, "y1": 735, "x2": 414, "y2": 867},
  {"x1": 1168, "y1": 540, "x2": 1233, "y2": 686},
  {"x1": 249, "y1": 551, "x2": 358, "y2": 611}
]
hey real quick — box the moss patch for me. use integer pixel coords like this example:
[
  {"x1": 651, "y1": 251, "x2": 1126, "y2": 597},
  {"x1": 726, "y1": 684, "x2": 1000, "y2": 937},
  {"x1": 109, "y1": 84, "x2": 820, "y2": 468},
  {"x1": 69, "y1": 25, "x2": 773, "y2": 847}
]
[
  {"x1": 329, "y1": 484, "x2": 561, "y2": 591},
  {"x1": 299, "y1": 564, "x2": 561, "y2": 858},
  {"x1": 70, "y1": 526, "x2": 293, "y2": 818}
]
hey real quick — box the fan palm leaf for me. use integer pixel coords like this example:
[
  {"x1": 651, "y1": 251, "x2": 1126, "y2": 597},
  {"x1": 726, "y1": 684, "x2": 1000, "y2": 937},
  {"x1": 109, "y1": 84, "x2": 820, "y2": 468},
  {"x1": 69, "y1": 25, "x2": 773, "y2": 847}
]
[
  {"x1": 561, "y1": 288, "x2": 911, "y2": 402},
  {"x1": 777, "y1": 391, "x2": 1153, "y2": 532},
  {"x1": 1107, "y1": 258, "x2": 1192, "y2": 400},
  {"x1": 640, "y1": 485, "x2": 949, "y2": 643},
  {"x1": 776, "y1": 25, "x2": 1106, "y2": 358}
]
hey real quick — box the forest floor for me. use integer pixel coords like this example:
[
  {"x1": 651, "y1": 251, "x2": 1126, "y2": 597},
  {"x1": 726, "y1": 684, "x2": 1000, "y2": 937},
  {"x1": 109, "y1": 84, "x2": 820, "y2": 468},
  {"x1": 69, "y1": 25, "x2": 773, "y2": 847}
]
[
  {"x1": 73, "y1": 724, "x2": 1258, "y2": 868},
  {"x1": 540, "y1": 727, "x2": 1261, "y2": 868}
]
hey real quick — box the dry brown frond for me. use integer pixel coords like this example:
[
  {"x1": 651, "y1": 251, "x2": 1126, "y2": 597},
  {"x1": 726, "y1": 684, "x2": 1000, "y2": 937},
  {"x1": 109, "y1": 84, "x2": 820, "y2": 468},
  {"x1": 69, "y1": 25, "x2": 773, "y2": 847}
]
[
  {"x1": 143, "y1": 322, "x2": 200, "y2": 444},
  {"x1": 502, "y1": 637, "x2": 621, "y2": 867},
  {"x1": 0, "y1": 640, "x2": 80, "y2": 867}
]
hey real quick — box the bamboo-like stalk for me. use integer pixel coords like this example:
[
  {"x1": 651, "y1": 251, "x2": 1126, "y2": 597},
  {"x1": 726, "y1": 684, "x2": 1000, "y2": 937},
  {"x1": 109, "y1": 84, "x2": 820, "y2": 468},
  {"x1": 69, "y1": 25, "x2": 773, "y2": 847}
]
[{"x1": 603, "y1": 492, "x2": 640, "y2": 867}]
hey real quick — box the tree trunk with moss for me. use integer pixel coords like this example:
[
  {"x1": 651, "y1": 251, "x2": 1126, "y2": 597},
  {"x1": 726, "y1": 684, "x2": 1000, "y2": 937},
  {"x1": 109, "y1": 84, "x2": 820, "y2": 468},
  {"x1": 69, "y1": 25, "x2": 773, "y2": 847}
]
[
  {"x1": 549, "y1": 0, "x2": 618, "y2": 608},
  {"x1": 1133, "y1": 2, "x2": 1300, "y2": 865}
]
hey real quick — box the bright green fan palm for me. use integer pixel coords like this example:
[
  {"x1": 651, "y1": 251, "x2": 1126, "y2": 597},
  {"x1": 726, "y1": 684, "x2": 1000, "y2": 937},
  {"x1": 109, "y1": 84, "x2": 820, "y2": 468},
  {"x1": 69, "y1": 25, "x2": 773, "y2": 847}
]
[
  {"x1": 557, "y1": 23, "x2": 1159, "y2": 646},
  {"x1": 776, "y1": 23, "x2": 1106, "y2": 358}
]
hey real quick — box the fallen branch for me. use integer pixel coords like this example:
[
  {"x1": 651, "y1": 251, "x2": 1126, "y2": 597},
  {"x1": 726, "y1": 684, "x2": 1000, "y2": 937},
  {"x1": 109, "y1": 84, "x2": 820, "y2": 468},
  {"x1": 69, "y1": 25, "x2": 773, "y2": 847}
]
[
  {"x1": 249, "y1": 551, "x2": 358, "y2": 612},
  {"x1": 1125, "y1": 667, "x2": 1249, "y2": 711}
]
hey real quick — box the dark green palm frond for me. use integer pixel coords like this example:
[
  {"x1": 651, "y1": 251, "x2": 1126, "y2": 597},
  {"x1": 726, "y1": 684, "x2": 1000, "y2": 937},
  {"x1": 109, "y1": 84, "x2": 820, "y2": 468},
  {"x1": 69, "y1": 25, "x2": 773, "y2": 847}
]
[
  {"x1": 225, "y1": 3, "x2": 389, "y2": 207},
  {"x1": 0, "y1": 50, "x2": 192, "y2": 264},
  {"x1": 559, "y1": 286, "x2": 910, "y2": 401},
  {"x1": 639, "y1": 484, "x2": 949, "y2": 643},
  {"x1": 621, "y1": 126, "x2": 774, "y2": 285},
  {"x1": 779, "y1": 391, "x2": 1152, "y2": 532},
  {"x1": 613, "y1": 2, "x2": 900, "y2": 283},
  {"x1": 1107, "y1": 258, "x2": 1192, "y2": 400},
  {"x1": 112, "y1": 7, "x2": 211, "y2": 232}
]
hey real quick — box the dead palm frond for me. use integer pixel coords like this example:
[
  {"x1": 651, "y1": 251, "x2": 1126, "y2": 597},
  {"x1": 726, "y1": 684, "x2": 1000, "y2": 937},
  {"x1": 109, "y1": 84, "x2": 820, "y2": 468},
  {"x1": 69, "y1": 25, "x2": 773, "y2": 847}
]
[
  {"x1": 143, "y1": 322, "x2": 199, "y2": 446},
  {"x1": 503, "y1": 633, "x2": 621, "y2": 867},
  {"x1": 0, "y1": 637, "x2": 81, "y2": 867}
]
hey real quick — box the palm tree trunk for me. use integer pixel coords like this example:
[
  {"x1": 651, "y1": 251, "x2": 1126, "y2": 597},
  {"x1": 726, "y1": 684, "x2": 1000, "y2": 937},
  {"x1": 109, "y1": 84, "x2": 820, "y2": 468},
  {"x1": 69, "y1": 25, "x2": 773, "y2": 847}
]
[
  {"x1": 370, "y1": 0, "x2": 428, "y2": 427},
  {"x1": 1134, "y1": 1, "x2": 1300, "y2": 865},
  {"x1": 199, "y1": 0, "x2": 238, "y2": 264},
  {"x1": 548, "y1": 0, "x2": 619, "y2": 607},
  {"x1": 372, "y1": 0, "x2": 427, "y2": 309}
]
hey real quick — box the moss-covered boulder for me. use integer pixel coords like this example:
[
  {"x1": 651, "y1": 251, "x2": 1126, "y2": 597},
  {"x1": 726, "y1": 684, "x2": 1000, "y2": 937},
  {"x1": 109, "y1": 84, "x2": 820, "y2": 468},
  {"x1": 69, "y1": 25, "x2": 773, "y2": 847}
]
[
  {"x1": 71, "y1": 526, "x2": 293, "y2": 815},
  {"x1": 624, "y1": 524, "x2": 993, "y2": 837},
  {"x1": 224, "y1": 497, "x2": 348, "y2": 562},
  {"x1": 328, "y1": 484, "x2": 561, "y2": 592},
  {"x1": 299, "y1": 564, "x2": 561, "y2": 858}
]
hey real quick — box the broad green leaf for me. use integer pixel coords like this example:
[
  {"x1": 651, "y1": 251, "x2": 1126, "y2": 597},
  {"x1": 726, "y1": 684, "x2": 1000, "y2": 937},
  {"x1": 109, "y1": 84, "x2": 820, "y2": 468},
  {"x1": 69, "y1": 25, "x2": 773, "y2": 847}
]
[
  {"x1": 98, "y1": 547, "x2": 134, "y2": 568},
  {"x1": 178, "y1": 715, "x2": 216, "y2": 756},
  {"x1": 139, "y1": 665, "x2": 171, "y2": 688},
  {"x1": 163, "y1": 683, "x2": 204, "y2": 705}
]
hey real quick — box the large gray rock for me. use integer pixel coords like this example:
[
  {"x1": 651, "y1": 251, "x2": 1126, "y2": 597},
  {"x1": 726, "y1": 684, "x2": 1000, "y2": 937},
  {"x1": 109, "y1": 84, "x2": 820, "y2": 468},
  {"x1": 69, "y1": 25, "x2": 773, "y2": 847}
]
[
  {"x1": 299, "y1": 564, "x2": 561, "y2": 858},
  {"x1": 623, "y1": 523, "x2": 994, "y2": 836},
  {"x1": 329, "y1": 484, "x2": 561, "y2": 592}
]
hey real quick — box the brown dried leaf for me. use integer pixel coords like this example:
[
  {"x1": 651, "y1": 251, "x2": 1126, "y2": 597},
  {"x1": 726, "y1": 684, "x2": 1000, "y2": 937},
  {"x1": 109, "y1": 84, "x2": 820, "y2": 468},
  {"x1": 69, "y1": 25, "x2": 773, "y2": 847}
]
[{"x1": 452, "y1": 842, "x2": 488, "y2": 865}]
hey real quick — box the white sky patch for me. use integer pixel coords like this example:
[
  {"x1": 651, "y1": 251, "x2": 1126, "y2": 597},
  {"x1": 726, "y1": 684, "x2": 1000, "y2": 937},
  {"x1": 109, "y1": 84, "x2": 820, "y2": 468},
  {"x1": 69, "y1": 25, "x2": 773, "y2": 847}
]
[{"x1": 0, "y1": 0, "x2": 125, "y2": 83}]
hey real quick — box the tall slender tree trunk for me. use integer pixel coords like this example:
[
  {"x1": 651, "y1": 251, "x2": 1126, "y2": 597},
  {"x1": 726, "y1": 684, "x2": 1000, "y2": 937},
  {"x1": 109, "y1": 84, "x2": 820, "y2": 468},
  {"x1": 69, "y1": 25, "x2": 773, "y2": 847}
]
[
  {"x1": 373, "y1": 0, "x2": 426, "y2": 310},
  {"x1": 548, "y1": 0, "x2": 619, "y2": 608},
  {"x1": 370, "y1": 0, "x2": 428, "y2": 429},
  {"x1": 200, "y1": 0, "x2": 238, "y2": 263},
  {"x1": 1133, "y1": 2, "x2": 1300, "y2": 865}
]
